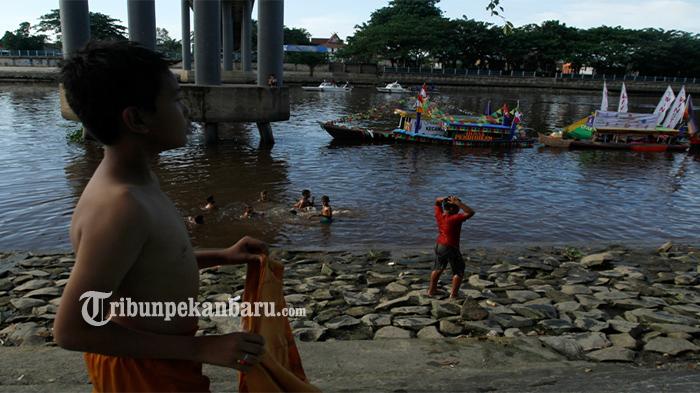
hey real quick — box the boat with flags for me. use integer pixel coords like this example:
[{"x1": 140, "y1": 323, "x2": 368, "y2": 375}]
[
  {"x1": 540, "y1": 82, "x2": 694, "y2": 152},
  {"x1": 391, "y1": 84, "x2": 535, "y2": 147}
]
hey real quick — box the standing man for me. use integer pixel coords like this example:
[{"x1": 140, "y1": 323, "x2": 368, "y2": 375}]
[{"x1": 428, "y1": 196, "x2": 475, "y2": 299}]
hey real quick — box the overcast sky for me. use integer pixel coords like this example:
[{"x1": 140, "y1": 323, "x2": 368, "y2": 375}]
[{"x1": 2, "y1": 0, "x2": 700, "y2": 42}]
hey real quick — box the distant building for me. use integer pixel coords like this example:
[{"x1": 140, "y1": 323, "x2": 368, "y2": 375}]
[
  {"x1": 310, "y1": 33, "x2": 345, "y2": 55},
  {"x1": 561, "y1": 62, "x2": 595, "y2": 75}
]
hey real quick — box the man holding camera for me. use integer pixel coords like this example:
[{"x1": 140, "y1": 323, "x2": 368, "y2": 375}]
[{"x1": 428, "y1": 196, "x2": 475, "y2": 299}]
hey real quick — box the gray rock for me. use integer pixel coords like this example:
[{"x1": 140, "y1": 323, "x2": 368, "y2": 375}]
[
  {"x1": 506, "y1": 290, "x2": 540, "y2": 303},
  {"x1": 385, "y1": 282, "x2": 409, "y2": 294},
  {"x1": 613, "y1": 266, "x2": 645, "y2": 280},
  {"x1": 417, "y1": 326, "x2": 444, "y2": 339},
  {"x1": 366, "y1": 272, "x2": 396, "y2": 287},
  {"x1": 609, "y1": 333, "x2": 637, "y2": 349},
  {"x1": 574, "y1": 318, "x2": 609, "y2": 332},
  {"x1": 573, "y1": 332, "x2": 611, "y2": 352},
  {"x1": 462, "y1": 320, "x2": 502, "y2": 336},
  {"x1": 561, "y1": 284, "x2": 592, "y2": 295},
  {"x1": 554, "y1": 301, "x2": 581, "y2": 313},
  {"x1": 342, "y1": 291, "x2": 379, "y2": 306},
  {"x1": 580, "y1": 252, "x2": 615, "y2": 268},
  {"x1": 539, "y1": 336, "x2": 583, "y2": 358},
  {"x1": 13, "y1": 279, "x2": 51, "y2": 292},
  {"x1": 467, "y1": 275, "x2": 493, "y2": 289},
  {"x1": 374, "y1": 326, "x2": 412, "y2": 339},
  {"x1": 1, "y1": 322, "x2": 48, "y2": 346},
  {"x1": 649, "y1": 323, "x2": 700, "y2": 335},
  {"x1": 675, "y1": 273, "x2": 698, "y2": 286},
  {"x1": 392, "y1": 316, "x2": 438, "y2": 330},
  {"x1": 504, "y1": 328, "x2": 525, "y2": 337},
  {"x1": 609, "y1": 318, "x2": 641, "y2": 334},
  {"x1": 460, "y1": 299, "x2": 489, "y2": 321},
  {"x1": 594, "y1": 290, "x2": 635, "y2": 303},
  {"x1": 294, "y1": 326, "x2": 327, "y2": 342},
  {"x1": 390, "y1": 306, "x2": 431, "y2": 316},
  {"x1": 574, "y1": 295, "x2": 605, "y2": 309},
  {"x1": 644, "y1": 337, "x2": 700, "y2": 355},
  {"x1": 10, "y1": 297, "x2": 46, "y2": 311},
  {"x1": 438, "y1": 319, "x2": 463, "y2": 335},
  {"x1": 374, "y1": 294, "x2": 418, "y2": 311},
  {"x1": 345, "y1": 306, "x2": 373, "y2": 317},
  {"x1": 491, "y1": 314, "x2": 533, "y2": 329},
  {"x1": 538, "y1": 319, "x2": 574, "y2": 334},
  {"x1": 0, "y1": 278, "x2": 13, "y2": 291},
  {"x1": 315, "y1": 308, "x2": 341, "y2": 324},
  {"x1": 23, "y1": 286, "x2": 63, "y2": 298},
  {"x1": 309, "y1": 289, "x2": 334, "y2": 301},
  {"x1": 657, "y1": 241, "x2": 673, "y2": 254},
  {"x1": 431, "y1": 301, "x2": 462, "y2": 319},
  {"x1": 360, "y1": 313, "x2": 392, "y2": 328},
  {"x1": 320, "y1": 263, "x2": 335, "y2": 277},
  {"x1": 325, "y1": 315, "x2": 361, "y2": 330},
  {"x1": 626, "y1": 309, "x2": 698, "y2": 325},
  {"x1": 586, "y1": 347, "x2": 636, "y2": 362},
  {"x1": 511, "y1": 304, "x2": 558, "y2": 320},
  {"x1": 210, "y1": 315, "x2": 241, "y2": 334}
]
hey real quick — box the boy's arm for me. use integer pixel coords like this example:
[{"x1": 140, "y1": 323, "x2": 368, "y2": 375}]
[
  {"x1": 54, "y1": 193, "x2": 264, "y2": 370},
  {"x1": 195, "y1": 236, "x2": 268, "y2": 269},
  {"x1": 451, "y1": 197, "x2": 475, "y2": 219}
]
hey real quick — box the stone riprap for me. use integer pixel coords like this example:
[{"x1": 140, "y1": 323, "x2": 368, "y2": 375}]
[{"x1": 1, "y1": 242, "x2": 699, "y2": 366}]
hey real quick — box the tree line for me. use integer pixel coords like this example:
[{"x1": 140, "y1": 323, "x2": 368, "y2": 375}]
[{"x1": 338, "y1": 0, "x2": 700, "y2": 77}]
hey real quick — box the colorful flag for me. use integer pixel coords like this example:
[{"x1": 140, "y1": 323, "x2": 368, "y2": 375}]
[
  {"x1": 618, "y1": 82, "x2": 628, "y2": 113},
  {"x1": 601, "y1": 81, "x2": 608, "y2": 111},
  {"x1": 687, "y1": 95, "x2": 699, "y2": 137},
  {"x1": 654, "y1": 85, "x2": 675, "y2": 125},
  {"x1": 662, "y1": 86, "x2": 687, "y2": 129},
  {"x1": 414, "y1": 83, "x2": 429, "y2": 114}
]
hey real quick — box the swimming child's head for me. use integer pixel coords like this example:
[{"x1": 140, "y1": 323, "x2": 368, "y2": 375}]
[
  {"x1": 321, "y1": 195, "x2": 330, "y2": 206},
  {"x1": 301, "y1": 189, "x2": 311, "y2": 198},
  {"x1": 61, "y1": 40, "x2": 189, "y2": 151},
  {"x1": 206, "y1": 195, "x2": 215, "y2": 204},
  {"x1": 259, "y1": 190, "x2": 268, "y2": 201}
]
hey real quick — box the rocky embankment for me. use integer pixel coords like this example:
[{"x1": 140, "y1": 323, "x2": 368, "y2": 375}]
[{"x1": 1, "y1": 242, "x2": 699, "y2": 366}]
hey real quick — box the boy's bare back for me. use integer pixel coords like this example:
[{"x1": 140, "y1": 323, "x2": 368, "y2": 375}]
[{"x1": 70, "y1": 163, "x2": 199, "y2": 335}]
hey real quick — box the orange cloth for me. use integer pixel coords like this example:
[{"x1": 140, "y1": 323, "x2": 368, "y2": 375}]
[
  {"x1": 238, "y1": 256, "x2": 320, "y2": 393},
  {"x1": 84, "y1": 352, "x2": 210, "y2": 392}
]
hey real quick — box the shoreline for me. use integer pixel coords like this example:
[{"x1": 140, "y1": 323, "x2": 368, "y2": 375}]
[{"x1": 1, "y1": 241, "x2": 699, "y2": 369}]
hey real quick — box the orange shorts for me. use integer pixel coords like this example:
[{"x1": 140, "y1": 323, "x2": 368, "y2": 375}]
[{"x1": 84, "y1": 352, "x2": 210, "y2": 392}]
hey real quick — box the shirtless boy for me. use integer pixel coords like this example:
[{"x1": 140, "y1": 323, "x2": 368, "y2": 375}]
[{"x1": 53, "y1": 41, "x2": 266, "y2": 392}]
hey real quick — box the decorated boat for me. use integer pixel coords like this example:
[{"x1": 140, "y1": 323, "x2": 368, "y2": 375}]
[
  {"x1": 302, "y1": 80, "x2": 352, "y2": 92},
  {"x1": 541, "y1": 83, "x2": 693, "y2": 152},
  {"x1": 376, "y1": 81, "x2": 410, "y2": 94}
]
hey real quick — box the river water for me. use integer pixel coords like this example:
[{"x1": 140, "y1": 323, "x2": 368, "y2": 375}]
[{"x1": 1, "y1": 84, "x2": 699, "y2": 251}]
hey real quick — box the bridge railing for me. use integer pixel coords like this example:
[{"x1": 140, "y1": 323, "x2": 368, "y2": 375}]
[
  {"x1": 0, "y1": 49, "x2": 63, "y2": 57},
  {"x1": 383, "y1": 66, "x2": 699, "y2": 84}
]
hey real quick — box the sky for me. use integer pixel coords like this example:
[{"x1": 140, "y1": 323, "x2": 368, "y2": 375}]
[{"x1": 2, "y1": 0, "x2": 700, "y2": 42}]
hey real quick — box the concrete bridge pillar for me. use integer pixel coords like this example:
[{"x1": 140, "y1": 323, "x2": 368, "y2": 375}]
[
  {"x1": 127, "y1": 0, "x2": 156, "y2": 50},
  {"x1": 181, "y1": 0, "x2": 192, "y2": 70},
  {"x1": 194, "y1": 0, "x2": 222, "y2": 143},
  {"x1": 59, "y1": 0, "x2": 90, "y2": 59},
  {"x1": 256, "y1": 0, "x2": 284, "y2": 146},
  {"x1": 222, "y1": 1, "x2": 234, "y2": 71},
  {"x1": 240, "y1": 0, "x2": 253, "y2": 72}
]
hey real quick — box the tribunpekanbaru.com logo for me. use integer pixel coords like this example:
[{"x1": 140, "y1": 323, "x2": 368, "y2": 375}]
[{"x1": 79, "y1": 291, "x2": 306, "y2": 327}]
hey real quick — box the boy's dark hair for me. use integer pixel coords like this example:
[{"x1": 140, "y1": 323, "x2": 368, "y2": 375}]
[
  {"x1": 61, "y1": 40, "x2": 171, "y2": 145},
  {"x1": 206, "y1": 195, "x2": 215, "y2": 203},
  {"x1": 321, "y1": 195, "x2": 330, "y2": 203},
  {"x1": 442, "y1": 201, "x2": 457, "y2": 211},
  {"x1": 302, "y1": 189, "x2": 311, "y2": 196},
  {"x1": 194, "y1": 215, "x2": 204, "y2": 224}
]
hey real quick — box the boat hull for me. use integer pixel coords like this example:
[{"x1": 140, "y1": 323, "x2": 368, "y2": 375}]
[
  {"x1": 376, "y1": 88, "x2": 409, "y2": 93},
  {"x1": 538, "y1": 133, "x2": 572, "y2": 148},
  {"x1": 302, "y1": 87, "x2": 352, "y2": 92},
  {"x1": 393, "y1": 130, "x2": 534, "y2": 148},
  {"x1": 569, "y1": 141, "x2": 688, "y2": 152},
  {"x1": 320, "y1": 122, "x2": 394, "y2": 141}
]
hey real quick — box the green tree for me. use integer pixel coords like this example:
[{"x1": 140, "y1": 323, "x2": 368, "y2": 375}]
[
  {"x1": 286, "y1": 52, "x2": 328, "y2": 76},
  {"x1": 0, "y1": 22, "x2": 46, "y2": 50},
  {"x1": 156, "y1": 27, "x2": 181, "y2": 54},
  {"x1": 284, "y1": 27, "x2": 311, "y2": 45},
  {"x1": 35, "y1": 9, "x2": 127, "y2": 46}
]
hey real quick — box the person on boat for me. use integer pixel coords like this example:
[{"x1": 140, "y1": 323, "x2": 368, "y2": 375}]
[
  {"x1": 202, "y1": 195, "x2": 217, "y2": 211},
  {"x1": 293, "y1": 189, "x2": 315, "y2": 210},
  {"x1": 319, "y1": 195, "x2": 333, "y2": 224},
  {"x1": 428, "y1": 196, "x2": 475, "y2": 299},
  {"x1": 257, "y1": 190, "x2": 269, "y2": 203}
]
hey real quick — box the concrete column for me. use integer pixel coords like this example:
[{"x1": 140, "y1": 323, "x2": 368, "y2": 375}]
[
  {"x1": 194, "y1": 0, "x2": 222, "y2": 143},
  {"x1": 127, "y1": 0, "x2": 156, "y2": 50},
  {"x1": 59, "y1": 0, "x2": 90, "y2": 59},
  {"x1": 256, "y1": 0, "x2": 284, "y2": 146},
  {"x1": 181, "y1": 0, "x2": 192, "y2": 70},
  {"x1": 222, "y1": 1, "x2": 234, "y2": 71},
  {"x1": 257, "y1": 0, "x2": 284, "y2": 86},
  {"x1": 240, "y1": 0, "x2": 252, "y2": 72}
]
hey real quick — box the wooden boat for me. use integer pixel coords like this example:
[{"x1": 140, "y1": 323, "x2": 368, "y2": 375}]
[
  {"x1": 320, "y1": 121, "x2": 394, "y2": 141},
  {"x1": 391, "y1": 110, "x2": 535, "y2": 148},
  {"x1": 538, "y1": 132, "x2": 572, "y2": 148},
  {"x1": 376, "y1": 81, "x2": 410, "y2": 94},
  {"x1": 302, "y1": 81, "x2": 352, "y2": 92}
]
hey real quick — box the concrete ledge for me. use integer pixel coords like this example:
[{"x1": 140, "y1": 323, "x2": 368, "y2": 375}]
[
  {"x1": 181, "y1": 84, "x2": 290, "y2": 123},
  {"x1": 59, "y1": 83, "x2": 290, "y2": 123}
]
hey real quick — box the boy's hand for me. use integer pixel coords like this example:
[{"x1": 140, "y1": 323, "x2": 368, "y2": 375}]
[
  {"x1": 223, "y1": 236, "x2": 269, "y2": 265},
  {"x1": 196, "y1": 332, "x2": 265, "y2": 371}
]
